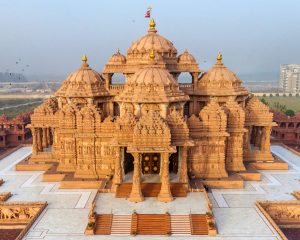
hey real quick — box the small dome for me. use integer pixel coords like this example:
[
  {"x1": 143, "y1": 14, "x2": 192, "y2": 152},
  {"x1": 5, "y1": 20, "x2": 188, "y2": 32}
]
[
  {"x1": 198, "y1": 53, "x2": 247, "y2": 96},
  {"x1": 115, "y1": 60, "x2": 189, "y2": 103},
  {"x1": 127, "y1": 19, "x2": 177, "y2": 59},
  {"x1": 178, "y1": 50, "x2": 196, "y2": 64},
  {"x1": 107, "y1": 50, "x2": 126, "y2": 64},
  {"x1": 56, "y1": 56, "x2": 109, "y2": 98}
]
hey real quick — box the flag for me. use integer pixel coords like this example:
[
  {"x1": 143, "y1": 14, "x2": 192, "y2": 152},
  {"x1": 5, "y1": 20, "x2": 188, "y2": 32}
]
[{"x1": 145, "y1": 7, "x2": 151, "y2": 18}]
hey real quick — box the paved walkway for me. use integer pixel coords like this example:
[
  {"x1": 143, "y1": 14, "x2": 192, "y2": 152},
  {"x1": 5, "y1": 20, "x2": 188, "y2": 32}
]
[{"x1": 0, "y1": 145, "x2": 298, "y2": 239}]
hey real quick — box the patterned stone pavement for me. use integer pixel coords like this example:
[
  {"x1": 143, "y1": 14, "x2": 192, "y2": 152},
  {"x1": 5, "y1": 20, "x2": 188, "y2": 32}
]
[{"x1": 0, "y1": 145, "x2": 299, "y2": 239}]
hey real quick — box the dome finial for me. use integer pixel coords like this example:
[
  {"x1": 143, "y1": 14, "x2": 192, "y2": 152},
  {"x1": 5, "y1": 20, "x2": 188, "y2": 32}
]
[
  {"x1": 217, "y1": 52, "x2": 222, "y2": 61},
  {"x1": 149, "y1": 18, "x2": 156, "y2": 30},
  {"x1": 149, "y1": 49, "x2": 155, "y2": 60},
  {"x1": 82, "y1": 54, "x2": 88, "y2": 63}
]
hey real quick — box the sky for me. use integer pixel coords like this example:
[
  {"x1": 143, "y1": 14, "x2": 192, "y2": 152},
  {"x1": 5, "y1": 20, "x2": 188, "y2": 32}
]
[{"x1": 0, "y1": 0, "x2": 299, "y2": 81}]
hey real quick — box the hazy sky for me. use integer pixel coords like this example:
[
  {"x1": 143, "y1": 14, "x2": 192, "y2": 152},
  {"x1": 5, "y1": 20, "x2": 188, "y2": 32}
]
[{"x1": 0, "y1": 0, "x2": 299, "y2": 80}]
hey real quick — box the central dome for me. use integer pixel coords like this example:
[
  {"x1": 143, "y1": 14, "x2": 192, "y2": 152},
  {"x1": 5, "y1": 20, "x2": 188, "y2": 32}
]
[
  {"x1": 127, "y1": 19, "x2": 177, "y2": 62},
  {"x1": 115, "y1": 56, "x2": 189, "y2": 103}
]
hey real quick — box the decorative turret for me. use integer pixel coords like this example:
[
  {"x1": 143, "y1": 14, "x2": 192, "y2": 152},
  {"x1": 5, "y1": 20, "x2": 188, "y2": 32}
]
[
  {"x1": 197, "y1": 53, "x2": 248, "y2": 96},
  {"x1": 56, "y1": 55, "x2": 109, "y2": 98}
]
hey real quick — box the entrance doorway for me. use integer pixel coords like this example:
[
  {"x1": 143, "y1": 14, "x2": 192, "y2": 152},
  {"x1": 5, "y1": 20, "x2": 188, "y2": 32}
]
[
  {"x1": 142, "y1": 153, "x2": 160, "y2": 174},
  {"x1": 123, "y1": 148, "x2": 134, "y2": 174}
]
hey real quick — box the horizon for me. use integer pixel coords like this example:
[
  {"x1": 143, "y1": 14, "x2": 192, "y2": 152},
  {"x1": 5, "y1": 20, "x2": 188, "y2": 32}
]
[{"x1": 0, "y1": 0, "x2": 300, "y2": 81}]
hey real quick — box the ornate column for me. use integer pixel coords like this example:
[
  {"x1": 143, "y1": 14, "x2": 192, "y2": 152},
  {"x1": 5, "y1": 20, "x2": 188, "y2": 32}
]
[
  {"x1": 261, "y1": 126, "x2": 271, "y2": 152},
  {"x1": 37, "y1": 128, "x2": 43, "y2": 152},
  {"x1": 46, "y1": 128, "x2": 51, "y2": 146},
  {"x1": 158, "y1": 152, "x2": 173, "y2": 202},
  {"x1": 179, "y1": 146, "x2": 188, "y2": 185},
  {"x1": 129, "y1": 153, "x2": 144, "y2": 202},
  {"x1": 42, "y1": 128, "x2": 48, "y2": 148},
  {"x1": 32, "y1": 128, "x2": 38, "y2": 155},
  {"x1": 113, "y1": 147, "x2": 123, "y2": 188}
]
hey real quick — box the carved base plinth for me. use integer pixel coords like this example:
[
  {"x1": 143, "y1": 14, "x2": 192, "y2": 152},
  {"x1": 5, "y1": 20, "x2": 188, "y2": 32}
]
[
  {"x1": 157, "y1": 193, "x2": 173, "y2": 202},
  {"x1": 128, "y1": 193, "x2": 144, "y2": 203},
  {"x1": 235, "y1": 166, "x2": 261, "y2": 181},
  {"x1": 249, "y1": 158, "x2": 288, "y2": 170},
  {"x1": 201, "y1": 174, "x2": 244, "y2": 189}
]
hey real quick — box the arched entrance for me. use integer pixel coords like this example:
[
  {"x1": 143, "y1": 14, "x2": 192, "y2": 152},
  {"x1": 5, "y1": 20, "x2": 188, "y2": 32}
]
[{"x1": 141, "y1": 153, "x2": 160, "y2": 174}]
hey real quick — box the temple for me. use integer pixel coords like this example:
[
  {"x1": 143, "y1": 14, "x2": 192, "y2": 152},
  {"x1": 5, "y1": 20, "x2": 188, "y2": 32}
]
[{"x1": 24, "y1": 19, "x2": 287, "y2": 203}]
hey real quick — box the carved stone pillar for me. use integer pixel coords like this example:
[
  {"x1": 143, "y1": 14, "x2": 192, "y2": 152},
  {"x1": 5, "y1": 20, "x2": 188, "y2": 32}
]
[
  {"x1": 158, "y1": 152, "x2": 173, "y2": 202},
  {"x1": 129, "y1": 153, "x2": 144, "y2": 202},
  {"x1": 254, "y1": 127, "x2": 261, "y2": 147},
  {"x1": 42, "y1": 128, "x2": 48, "y2": 148},
  {"x1": 179, "y1": 146, "x2": 188, "y2": 185},
  {"x1": 113, "y1": 147, "x2": 122, "y2": 188},
  {"x1": 46, "y1": 128, "x2": 51, "y2": 146},
  {"x1": 261, "y1": 126, "x2": 271, "y2": 152},
  {"x1": 37, "y1": 128, "x2": 43, "y2": 152},
  {"x1": 32, "y1": 128, "x2": 38, "y2": 155}
]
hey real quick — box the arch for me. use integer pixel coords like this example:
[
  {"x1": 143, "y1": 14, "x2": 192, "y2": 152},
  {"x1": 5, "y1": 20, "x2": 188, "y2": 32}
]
[
  {"x1": 288, "y1": 122, "x2": 294, "y2": 128},
  {"x1": 111, "y1": 73, "x2": 126, "y2": 84},
  {"x1": 280, "y1": 122, "x2": 286, "y2": 128},
  {"x1": 177, "y1": 72, "x2": 193, "y2": 84}
]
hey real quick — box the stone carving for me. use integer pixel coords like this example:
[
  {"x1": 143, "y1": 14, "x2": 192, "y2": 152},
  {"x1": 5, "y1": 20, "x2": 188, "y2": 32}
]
[{"x1": 26, "y1": 19, "x2": 278, "y2": 201}]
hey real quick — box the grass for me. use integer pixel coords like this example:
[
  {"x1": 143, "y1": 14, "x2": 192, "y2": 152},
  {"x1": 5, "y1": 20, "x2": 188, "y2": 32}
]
[
  {"x1": 259, "y1": 96, "x2": 300, "y2": 112},
  {"x1": 0, "y1": 98, "x2": 43, "y2": 118},
  {"x1": 0, "y1": 98, "x2": 43, "y2": 108}
]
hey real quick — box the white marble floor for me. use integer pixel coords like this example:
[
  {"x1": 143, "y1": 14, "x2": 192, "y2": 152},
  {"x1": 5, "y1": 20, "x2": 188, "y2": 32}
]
[
  {"x1": 96, "y1": 192, "x2": 208, "y2": 214},
  {"x1": 0, "y1": 145, "x2": 299, "y2": 239}
]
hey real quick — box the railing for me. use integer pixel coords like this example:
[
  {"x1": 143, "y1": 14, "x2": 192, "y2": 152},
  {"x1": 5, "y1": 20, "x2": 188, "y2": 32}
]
[
  {"x1": 109, "y1": 84, "x2": 125, "y2": 90},
  {"x1": 179, "y1": 83, "x2": 193, "y2": 89}
]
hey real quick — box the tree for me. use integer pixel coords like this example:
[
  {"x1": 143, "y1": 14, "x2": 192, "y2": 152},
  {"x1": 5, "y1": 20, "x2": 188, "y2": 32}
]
[
  {"x1": 285, "y1": 109, "x2": 295, "y2": 117},
  {"x1": 261, "y1": 98, "x2": 268, "y2": 106}
]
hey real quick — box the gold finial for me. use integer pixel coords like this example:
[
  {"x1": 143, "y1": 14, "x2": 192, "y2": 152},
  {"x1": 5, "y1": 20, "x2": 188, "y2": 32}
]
[
  {"x1": 217, "y1": 52, "x2": 222, "y2": 61},
  {"x1": 149, "y1": 49, "x2": 155, "y2": 60},
  {"x1": 82, "y1": 54, "x2": 88, "y2": 63},
  {"x1": 149, "y1": 18, "x2": 156, "y2": 30}
]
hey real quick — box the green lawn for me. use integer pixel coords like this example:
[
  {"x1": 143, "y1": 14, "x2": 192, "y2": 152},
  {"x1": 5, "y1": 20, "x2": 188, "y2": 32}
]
[
  {"x1": 0, "y1": 99, "x2": 42, "y2": 118},
  {"x1": 0, "y1": 98, "x2": 42, "y2": 108},
  {"x1": 259, "y1": 96, "x2": 300, "y2": 112}
]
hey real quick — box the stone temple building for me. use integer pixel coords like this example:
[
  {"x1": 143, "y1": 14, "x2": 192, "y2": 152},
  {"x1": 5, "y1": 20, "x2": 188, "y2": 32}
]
[{"x1": 26, "y1": 19, "x2": 285, "y2": 202}]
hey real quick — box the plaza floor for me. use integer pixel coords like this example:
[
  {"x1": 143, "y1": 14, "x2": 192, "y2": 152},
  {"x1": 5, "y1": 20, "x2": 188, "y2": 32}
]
[{"x1": 0, "y1": 145, "x2": 299, "y2": 239}]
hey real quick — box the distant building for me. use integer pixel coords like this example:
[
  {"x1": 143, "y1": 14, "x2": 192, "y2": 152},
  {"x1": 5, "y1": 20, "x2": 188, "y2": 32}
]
[
  {"x1": 280, "y1": 64, "x2": 300, "y2": 93},
  {"x1": 271, "y1": 111, "x2": 300, "y2": 145},
  {"x1": 0, "y1": 113, "x2": 32, "y2": 148}
]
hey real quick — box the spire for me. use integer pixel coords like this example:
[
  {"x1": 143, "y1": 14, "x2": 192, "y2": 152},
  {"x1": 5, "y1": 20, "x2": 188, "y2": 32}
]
[
  {"x1": 217, "y1": 52, "x2": 222, "y2": 61},
  {"x1": 148, "y1": 18, "x2": 157, "y2": 33},
  {"x1": 81, "y1": 55, "x2": 89, "y2": 67}
]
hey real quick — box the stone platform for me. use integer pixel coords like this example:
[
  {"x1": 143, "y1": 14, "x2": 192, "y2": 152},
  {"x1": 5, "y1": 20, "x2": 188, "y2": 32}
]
[{"x1": 0, "y1": 145, "x2": 299, "y2": 239}]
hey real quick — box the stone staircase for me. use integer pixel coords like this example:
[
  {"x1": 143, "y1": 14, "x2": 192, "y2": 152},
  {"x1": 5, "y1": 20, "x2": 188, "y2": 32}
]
[
  {"x1": 94, "y1": 214, "x2": 112, "y2": 235},
  {"x1": 190, "y1": 214, "x2": 209, "y2": 235},
  {"x1": 170, "y1": 215, "x2": 191, "y2": 235},
  {"x1": 93, "y1": 213, "x2": 210, "y2": 236},
  {"x1": 135, "y1": 214, "x2": 170, "y2": 235},
  {"x1": 116, "y1": 183, "x2": 187, "y2": 198},
  {"x1": 110, "y1": 214, "x2": 131, "y2": 235}
]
